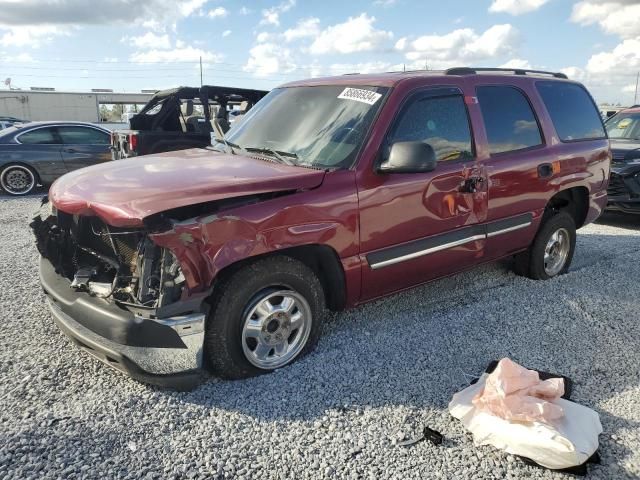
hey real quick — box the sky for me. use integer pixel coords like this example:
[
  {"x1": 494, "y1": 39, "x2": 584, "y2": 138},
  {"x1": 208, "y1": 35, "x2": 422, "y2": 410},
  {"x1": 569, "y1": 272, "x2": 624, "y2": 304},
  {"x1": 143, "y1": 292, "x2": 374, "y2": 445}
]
[{"x1": 0, "y1": 0, "x2": 639, "y2": 105}]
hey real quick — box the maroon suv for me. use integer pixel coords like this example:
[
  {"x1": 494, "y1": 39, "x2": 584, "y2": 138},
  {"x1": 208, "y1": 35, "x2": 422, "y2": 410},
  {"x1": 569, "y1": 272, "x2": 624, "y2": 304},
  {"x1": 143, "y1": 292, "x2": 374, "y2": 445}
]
[{"x1": 32, "y1": 68, "x2": 610, "y2": 388}]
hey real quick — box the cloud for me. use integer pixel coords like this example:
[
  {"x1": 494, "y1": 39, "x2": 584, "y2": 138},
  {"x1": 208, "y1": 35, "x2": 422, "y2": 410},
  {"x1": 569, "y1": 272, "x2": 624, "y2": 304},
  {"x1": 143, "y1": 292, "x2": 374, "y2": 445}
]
[
  {"x1": 284, "y1": 17, "x2": 320, "y2": 42},
  {"x1": 244, "y1": 41, "x2": 296, "y2": 77},
  {"x1": 0, "y1": 25, "x2": 67, "y2": 48},
  {"x1": 328, "y1": 61, "x2": 394, "y2": 75},
  {"x1": 130, "y1": 45, "x2": 222, "y2": 63},
  {"x1": 0, "y1": 52, "x2": 35, "y2": 63},
  {"x1": 178, "y1": 0, "x2": 208, "y2": 17},
  {"x1": 489, "y1": 0, "x2": 550, "y2": 15},
  {"x1": 586, "y1": 37, "x2": 640, "y2": 74},
  {"x1": 124, "y1": 32, "x2": 171, "y2": 49},
  {"x1": 309, "y1": 13, "x2": 393, "y2": 55},
  {"x1": 622, "y1": 83, "x2": 637, "y2": 93},
  {"x1": 396, "y1": 24, "x2": 519, "y2": 67},
  {"x1": 559, "y1": 66, "x2": 586, "y2": 81},
  {"x1": 260, "y1": 0, "x2": 295, "y2": 26},
  {"x1": 208, "y1": 7, "x2": 228, "y2": 19},
  {"x1": 0, "y1": 0, "x2": 209, "y2": 27},
  {"x1": 571, "y1": 1, "x2": 640, "y2": 39},
  {"x1": 222, "y1": 30, "x2": 232, "y2": 37},
  {"x1": 373, "y1": 0, "x2": 399, "y2": 6},
  {"x1": 500, "y1": 58, "x2": 532, "y2": 69},
  {"x1": 239, "y1": 6, "x2": 253, "y2": 15}
]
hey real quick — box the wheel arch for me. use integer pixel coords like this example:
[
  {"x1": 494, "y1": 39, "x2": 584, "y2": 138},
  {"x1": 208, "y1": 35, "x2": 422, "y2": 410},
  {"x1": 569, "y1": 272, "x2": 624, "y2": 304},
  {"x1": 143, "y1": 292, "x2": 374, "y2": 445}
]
[
  {"x1": 210, "y1": 244, "x2": 347, "y2": 312},
  {"x1": 546, "y1": 186, "x2": 589, "y2": 228}
]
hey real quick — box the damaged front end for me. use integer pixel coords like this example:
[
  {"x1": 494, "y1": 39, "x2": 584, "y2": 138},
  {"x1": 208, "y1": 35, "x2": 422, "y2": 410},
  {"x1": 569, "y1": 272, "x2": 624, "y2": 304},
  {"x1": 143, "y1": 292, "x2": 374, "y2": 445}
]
[{"x1": 31, "y1": 197, "x2": 206, "y2": 389}]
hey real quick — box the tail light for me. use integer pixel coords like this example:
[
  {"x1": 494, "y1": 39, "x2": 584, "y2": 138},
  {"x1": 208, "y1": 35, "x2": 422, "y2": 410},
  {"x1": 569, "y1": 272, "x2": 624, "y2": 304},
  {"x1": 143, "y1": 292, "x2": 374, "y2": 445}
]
[{"x1": 129, "y1": 133, "x2": 138, "y2": 152}]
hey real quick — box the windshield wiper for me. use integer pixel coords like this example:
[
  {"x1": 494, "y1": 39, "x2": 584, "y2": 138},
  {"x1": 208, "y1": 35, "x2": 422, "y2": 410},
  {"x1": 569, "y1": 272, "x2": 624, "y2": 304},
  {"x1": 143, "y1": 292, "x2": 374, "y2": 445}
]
[
  {"x1": 212, "y1": 138, "x2": 241, "y2": 153},
  {"x1": 244, "y1": 146, "x2": 297, "y2": 166}
]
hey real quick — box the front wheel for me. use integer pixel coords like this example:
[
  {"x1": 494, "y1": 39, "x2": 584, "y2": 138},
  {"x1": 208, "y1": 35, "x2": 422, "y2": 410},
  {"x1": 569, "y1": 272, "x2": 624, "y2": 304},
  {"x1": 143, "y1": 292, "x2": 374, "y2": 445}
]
[
  {"x1": 205, "y1": 256, "x2": 325, "y2": 379},
  {"x1": 514, "y1": 211, "x2": 576, "y2": 280}
]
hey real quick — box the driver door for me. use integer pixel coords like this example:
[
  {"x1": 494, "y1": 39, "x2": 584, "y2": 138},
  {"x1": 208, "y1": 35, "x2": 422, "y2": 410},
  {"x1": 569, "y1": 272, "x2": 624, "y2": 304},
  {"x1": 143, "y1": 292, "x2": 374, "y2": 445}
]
[
  {"x1": 57, "y1": 125, "x2": 111, "y2": 172},
  {"x1": 358, "y1": 87, "x2": 488, "y2": 300}
]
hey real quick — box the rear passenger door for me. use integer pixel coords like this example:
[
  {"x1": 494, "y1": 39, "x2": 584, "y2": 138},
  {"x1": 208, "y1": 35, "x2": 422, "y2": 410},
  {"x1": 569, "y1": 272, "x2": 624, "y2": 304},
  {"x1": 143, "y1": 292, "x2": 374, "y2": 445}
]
[
  {"x1": 57, "y1": 126, "x2": 111, "y2": 172},
  {"x1": 474, "y1": 84, "x2": 552, "y2": 259}
]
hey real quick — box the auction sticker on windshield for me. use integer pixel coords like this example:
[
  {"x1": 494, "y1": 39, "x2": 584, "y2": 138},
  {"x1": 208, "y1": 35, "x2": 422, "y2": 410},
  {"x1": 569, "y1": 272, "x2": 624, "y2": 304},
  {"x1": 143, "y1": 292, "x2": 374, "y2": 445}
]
[{"x1": 338, "y1": 88, "x2": 382, "y2": 105}]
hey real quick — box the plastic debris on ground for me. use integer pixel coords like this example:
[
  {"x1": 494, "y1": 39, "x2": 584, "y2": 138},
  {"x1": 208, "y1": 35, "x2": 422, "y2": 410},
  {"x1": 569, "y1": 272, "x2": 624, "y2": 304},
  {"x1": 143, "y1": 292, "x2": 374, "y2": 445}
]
[{"x1": 449, "y1": 358, "x2": 602, "y2": 472}]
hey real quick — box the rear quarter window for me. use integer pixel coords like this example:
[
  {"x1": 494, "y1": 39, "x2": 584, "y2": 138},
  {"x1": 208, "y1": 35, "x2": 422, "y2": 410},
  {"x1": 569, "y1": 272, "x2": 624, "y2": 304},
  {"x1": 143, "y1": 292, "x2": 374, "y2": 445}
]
[
  {"x1": 536, "y1": 81, "x2": 606, "y2": 142},
  {"x1": 476, "y1": 86, "x2": 543, "y2": 155}
]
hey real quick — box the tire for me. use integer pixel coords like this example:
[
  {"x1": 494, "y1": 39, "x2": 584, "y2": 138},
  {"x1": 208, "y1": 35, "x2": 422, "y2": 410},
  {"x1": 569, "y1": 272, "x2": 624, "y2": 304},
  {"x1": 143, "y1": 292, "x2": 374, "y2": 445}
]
[
  {"x1": 514, "y1": 211, "x2": 576, "y2": 280},
  {"x1": 0, "y1": 164, "x2": 38, "y2": 195},
  {"x1": 205, "y1": 255, "x2": 325, "y2": 379}
]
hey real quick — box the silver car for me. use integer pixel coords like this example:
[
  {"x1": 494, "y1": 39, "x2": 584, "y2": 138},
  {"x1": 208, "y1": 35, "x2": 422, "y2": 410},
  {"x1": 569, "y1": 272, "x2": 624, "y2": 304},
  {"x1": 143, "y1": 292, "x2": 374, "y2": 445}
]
[{"x1": 0, "y1": 121, "x2": 111, "y2": 195}]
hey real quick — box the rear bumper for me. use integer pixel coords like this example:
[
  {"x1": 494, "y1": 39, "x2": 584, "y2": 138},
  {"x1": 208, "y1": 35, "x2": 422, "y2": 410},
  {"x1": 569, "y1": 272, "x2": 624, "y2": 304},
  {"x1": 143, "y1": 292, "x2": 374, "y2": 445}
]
[{"x1": 40, "y1": 257, "x2": 206, "y2": 390}]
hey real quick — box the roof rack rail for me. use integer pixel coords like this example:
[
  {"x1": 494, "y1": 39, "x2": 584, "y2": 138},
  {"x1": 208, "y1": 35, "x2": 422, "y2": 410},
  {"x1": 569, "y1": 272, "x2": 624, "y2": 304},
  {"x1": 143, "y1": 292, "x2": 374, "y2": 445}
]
[{"x1": 445, "y1": 67, "x2": 568, "y2": 79}]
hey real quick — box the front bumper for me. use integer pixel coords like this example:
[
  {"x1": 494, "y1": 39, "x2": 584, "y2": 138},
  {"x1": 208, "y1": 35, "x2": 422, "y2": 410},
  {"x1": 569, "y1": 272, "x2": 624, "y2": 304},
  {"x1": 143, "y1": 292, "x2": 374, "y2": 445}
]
[
  {"x1": 606, "y1": 165, "x2": 640, "y2": 214},
  {"x1": 40, "y1": 257, "x2": 206, "y2": 390}
]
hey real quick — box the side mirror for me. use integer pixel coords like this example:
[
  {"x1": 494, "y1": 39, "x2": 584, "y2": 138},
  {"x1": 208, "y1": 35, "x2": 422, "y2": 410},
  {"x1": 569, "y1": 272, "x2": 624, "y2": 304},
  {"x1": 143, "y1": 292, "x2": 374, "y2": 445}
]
[{"x1": 378, "y1": 141, "x2": 437, "y2": 174}]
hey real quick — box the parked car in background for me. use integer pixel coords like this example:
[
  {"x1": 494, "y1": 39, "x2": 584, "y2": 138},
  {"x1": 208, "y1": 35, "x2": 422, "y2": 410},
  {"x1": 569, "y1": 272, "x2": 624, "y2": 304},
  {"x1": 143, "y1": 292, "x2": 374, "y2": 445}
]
[
  {"x1": 32, "y1": 68, "x2": 609, "y2": 388},
  {"x1": 111, "y1": 85, "x2": 268, "y2": 159},
  {"x1": 0, "y1": 121, "x2": 111, "y2": 195},
  {"x1": 0, "y1": 116, "x2": 26, "y2": 130},
  {"x1": 605, "y1": 105, "x2": 640, "y2": 214}
]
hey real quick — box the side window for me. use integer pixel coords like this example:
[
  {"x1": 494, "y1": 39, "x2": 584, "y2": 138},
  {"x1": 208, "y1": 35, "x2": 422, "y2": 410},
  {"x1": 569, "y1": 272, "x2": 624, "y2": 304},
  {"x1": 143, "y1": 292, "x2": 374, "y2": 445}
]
[
  {"x1": 476, "y1": 86, "x2": 543, "y2": 155},
  {"x1": 18, "y1": 127, "x2": 59, "y2": 145},
  {"x1": 390, "y1": 95, "x2": 473, "y2": 162},
  {"x1": 536, "y1": 81, "x2": 606, "y2": 141},
  {"x1": 58, "y1": 126, "x2": 109, "y2": 144}
]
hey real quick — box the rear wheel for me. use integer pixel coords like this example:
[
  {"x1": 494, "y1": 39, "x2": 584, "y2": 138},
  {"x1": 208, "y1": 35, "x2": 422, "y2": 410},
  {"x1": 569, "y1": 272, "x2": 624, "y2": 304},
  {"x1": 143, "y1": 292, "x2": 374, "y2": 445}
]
[
  {"x1": 205, "y1": 256, "x2": 325, "y2": 379},
  {"x1": 0, "y1": 164, "x2": 38, "y2": 195},
  {"x1": 514, "y1": 211, "x2": 576, "y2": 280}
]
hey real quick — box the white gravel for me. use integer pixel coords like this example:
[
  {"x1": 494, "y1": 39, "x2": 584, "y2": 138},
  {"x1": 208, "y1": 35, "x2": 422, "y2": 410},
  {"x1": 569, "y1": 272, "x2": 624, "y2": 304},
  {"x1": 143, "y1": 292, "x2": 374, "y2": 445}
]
[{"x1": 1, "y1": 195, "x2": 639, "y2": 480}]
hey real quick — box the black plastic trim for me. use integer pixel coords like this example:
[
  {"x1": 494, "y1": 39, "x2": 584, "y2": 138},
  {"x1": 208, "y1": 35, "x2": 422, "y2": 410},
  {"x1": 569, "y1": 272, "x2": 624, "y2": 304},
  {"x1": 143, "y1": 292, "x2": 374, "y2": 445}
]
[
  {"x1": 40, "y1": 257, "x2": 187, "y2": 349},
  {"x1": 367, "y1": 224, "x2": 485, "y2": 268},
  {"x1": 49, "y1": 302, "x2": 203, "y2": 391},
  {"x1": 486, "y1": 213, "x2": 533, "y2": 236},
  {"x1": 366, "y1": 213, "x2": 534, "y2": 269}
]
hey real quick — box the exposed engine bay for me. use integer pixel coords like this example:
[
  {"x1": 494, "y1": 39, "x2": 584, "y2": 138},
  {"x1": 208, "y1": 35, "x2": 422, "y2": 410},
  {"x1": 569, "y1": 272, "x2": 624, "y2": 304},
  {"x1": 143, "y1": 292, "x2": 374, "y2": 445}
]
[{"x1": 31, "y1": 198, "x2": 185, "y2": 315}]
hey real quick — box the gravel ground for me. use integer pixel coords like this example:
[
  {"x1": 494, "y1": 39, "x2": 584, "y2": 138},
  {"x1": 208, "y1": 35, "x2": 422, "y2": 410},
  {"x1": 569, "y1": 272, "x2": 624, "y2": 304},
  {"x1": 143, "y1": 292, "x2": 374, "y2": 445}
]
[{"x1": 1, "y1": 195, "x2": 639, "y2": 480}]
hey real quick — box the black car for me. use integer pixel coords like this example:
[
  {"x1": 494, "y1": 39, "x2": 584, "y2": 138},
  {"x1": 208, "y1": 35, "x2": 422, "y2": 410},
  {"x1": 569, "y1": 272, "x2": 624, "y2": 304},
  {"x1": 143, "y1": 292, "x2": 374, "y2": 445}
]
[
  {"x1": 111, "y1": 85, "x2": 268, "y2": 160},
  {"x1": 0, "y1": 121, "x2": 111, "y2": 195},
  {"x1": 605, "y1": 106, "x2": 640, "y2": 214}
]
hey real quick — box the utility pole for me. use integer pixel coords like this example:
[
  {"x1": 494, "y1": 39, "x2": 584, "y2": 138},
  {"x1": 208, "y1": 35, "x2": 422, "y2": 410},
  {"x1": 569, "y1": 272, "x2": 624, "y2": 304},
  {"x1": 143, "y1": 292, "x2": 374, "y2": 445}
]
[
  {"x1": 634, "y1": 71, "x2": 639, "y2": 105},
  {"x1": 199, "y1": 56, "x2": 203, "y2": 87}
]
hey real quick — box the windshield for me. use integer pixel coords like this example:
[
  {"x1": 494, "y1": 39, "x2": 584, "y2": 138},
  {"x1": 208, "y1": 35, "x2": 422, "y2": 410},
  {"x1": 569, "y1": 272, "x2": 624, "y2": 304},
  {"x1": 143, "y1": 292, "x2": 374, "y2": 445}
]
[
  {"x1": 606, "y1": 112, "x2": 640, "y2": 140},
  {"x1": 225, "y1": 85, "x2": 388, "y2": 169}
]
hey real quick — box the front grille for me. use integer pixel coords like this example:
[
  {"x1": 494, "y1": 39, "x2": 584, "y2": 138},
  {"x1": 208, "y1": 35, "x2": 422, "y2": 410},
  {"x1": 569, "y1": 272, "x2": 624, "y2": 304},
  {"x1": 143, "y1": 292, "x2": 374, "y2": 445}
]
[
  {"x1": 607, "y1": 173, "x2": 629, "y2": 198},
  {"x1": 611, "y1": 151, "x2": 626, "y2": 162}
]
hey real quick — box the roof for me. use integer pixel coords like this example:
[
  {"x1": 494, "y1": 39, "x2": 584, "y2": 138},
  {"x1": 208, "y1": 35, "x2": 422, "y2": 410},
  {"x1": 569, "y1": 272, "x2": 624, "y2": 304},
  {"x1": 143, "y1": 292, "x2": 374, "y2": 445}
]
[
  {"x1": 282, "y1": 67, "x2": 573, "y2": 88},
  {"x1": 10, "y1": 121, "x2": 110, "y2": 130}
]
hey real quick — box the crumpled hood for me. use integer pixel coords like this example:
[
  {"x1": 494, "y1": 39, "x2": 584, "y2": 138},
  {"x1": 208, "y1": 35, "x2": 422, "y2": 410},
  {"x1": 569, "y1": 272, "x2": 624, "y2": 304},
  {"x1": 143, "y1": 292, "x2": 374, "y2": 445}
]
[{"x1": 50, "y1": 148, "x2": 325, "y2": 227}]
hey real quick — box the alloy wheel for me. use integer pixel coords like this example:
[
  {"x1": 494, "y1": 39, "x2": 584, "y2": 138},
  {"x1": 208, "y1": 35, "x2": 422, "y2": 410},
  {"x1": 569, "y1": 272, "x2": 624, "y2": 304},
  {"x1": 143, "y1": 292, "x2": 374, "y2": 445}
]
[
  {"x1": 543, "y1": 227, "x2": 570, "y2": 276},
  {"x1": 241, "y1": 289, "x2": 312, "y2": 369},
  {"x1": 1, "y1": 166, "x2": 35, "y2": 195}
]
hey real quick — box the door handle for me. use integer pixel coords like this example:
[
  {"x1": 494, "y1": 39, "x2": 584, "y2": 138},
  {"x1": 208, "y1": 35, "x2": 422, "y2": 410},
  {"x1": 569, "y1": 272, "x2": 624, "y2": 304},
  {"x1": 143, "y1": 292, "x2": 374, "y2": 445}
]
[
  {"x1": 538, "y1": 163, "x2": 554, "y2": 178},
  {"x1": 461, "y1": 176, "x2": 484, "y2": 193},
  {"x1": 62, "y1": 148, "x2": 78, "y2": 153}
]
